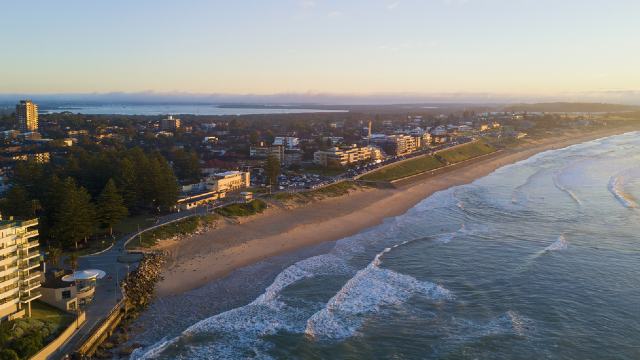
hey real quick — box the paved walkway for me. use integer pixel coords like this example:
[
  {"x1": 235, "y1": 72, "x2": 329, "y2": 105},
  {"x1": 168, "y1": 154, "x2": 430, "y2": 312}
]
[{"x1": 51, "y1": 207, "x2": 206, "y2": 359}]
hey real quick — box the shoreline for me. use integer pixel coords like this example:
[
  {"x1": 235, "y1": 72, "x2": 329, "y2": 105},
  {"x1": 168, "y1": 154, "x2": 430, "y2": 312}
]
[{"x1": 153, "y1": 126, "x2": 638, "y2": 298}]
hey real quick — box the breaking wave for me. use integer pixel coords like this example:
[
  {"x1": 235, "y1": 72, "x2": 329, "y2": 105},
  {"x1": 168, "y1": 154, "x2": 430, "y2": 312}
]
[
  {"x1": 544, "y1": 235, "x2": 568, "y2": 252},
  {"x1": 305, "y1": 246, "x2": 453, "y2": 340},
  {"x1": 608, "y1": 174, "x2": 638, "y2": 208},
  {"x1": 553, "y1": 172, "x2": 582, "y2": 205}
]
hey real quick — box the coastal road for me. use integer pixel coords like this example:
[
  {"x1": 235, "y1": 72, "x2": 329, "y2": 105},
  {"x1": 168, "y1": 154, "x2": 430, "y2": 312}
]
[{"x1": 51, "y1": 206, "x2": 209, "y2": 359}]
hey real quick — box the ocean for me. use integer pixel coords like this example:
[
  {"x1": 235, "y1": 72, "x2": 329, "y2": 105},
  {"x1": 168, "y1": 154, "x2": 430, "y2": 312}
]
[
  {"x1": 132, "y1": 132, "x2": 640, "y2": 360},
  {"x1": 40, "y1": 104, "x2": 346, "y2": 116}
]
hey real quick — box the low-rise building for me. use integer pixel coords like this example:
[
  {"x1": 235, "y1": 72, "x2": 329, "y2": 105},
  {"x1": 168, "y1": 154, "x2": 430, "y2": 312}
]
[
  {"x1": 313, "y1": 145, "x2": 382, "y2": 167},
  {"x1": 207, "y1": 171, "x2": 250, "y2": 193},
  {"x1": 40, "y1": 270, "x2": 78, "y2": 312},
  {"x1": 0, "y1": 218, "x2": 41, "y2": 321},
  {"x1": 176, "y1": 191, "x2": 225, "y2": 210}
]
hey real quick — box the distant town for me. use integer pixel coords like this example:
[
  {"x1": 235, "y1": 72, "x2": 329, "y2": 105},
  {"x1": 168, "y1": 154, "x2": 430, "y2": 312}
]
[{"x1": 0, "y1": 99, "x2": 636, "y2": 359}]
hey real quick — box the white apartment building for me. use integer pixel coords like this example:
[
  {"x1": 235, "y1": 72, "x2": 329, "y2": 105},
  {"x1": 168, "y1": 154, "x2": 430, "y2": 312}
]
[
  {"x1": 314, "y1": 145, "x2": 382, "y2": 167},
  {"x1": 0, "y1": 218, "x2": 41, "y2": 321},
  {"x1": 207, "y1": 171, "x2": 250, "y2": 193}
]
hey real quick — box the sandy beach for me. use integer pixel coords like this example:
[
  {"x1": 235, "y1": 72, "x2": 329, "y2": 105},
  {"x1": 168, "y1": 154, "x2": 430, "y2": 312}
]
[{"x1": 154, "y1": 126, "x2": 638, "y2": 297}]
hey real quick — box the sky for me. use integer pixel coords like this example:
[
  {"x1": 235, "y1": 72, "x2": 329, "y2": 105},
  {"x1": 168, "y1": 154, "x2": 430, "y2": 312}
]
[{"x1": 1, "y1": 0, "x2": 639, "y2": 103}]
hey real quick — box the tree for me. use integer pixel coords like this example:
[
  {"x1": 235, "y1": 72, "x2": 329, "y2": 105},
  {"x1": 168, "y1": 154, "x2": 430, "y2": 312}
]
[
  {"x1": 46, "y1": 247, "x2": 63, "y2": 269},
  {"x1": 0, "y1": 185, "x2": 34, "y2": 219},
  {"x1": 171, "y1": 149, "x2": 201, "y2": 183},
  {"x1": 11, "y1": 333, "x2": 43, "y2": 359},
  {"x1": 116, "y1": 157, "x2": 140, "y2": 212},
  {"x1": 0, "y1": 349, "x2": 19, "y2": 360},
  {"x1": 96, "y1": 179, "x2": 128, "y2": 236},
  {"x1": 65, "y1": 252, "x2": 79, "y2": 271},
  {"x1": 265, "y1": 155, "x2": 281, "y2": 187},
  {"x1": 49, "y1": 178, "x2": 96, "y2": 249}
]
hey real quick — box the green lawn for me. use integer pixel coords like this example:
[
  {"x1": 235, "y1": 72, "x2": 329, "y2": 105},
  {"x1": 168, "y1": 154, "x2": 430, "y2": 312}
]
[
  {"x1": 0, "y1": 301, "x2": 74, "y2": 359},
  {"x1": 215, "y1": 200, "x2": 267, "y2": 217},
  {"x1": 360, "y1": 155, "x2": 444, "y2": 182},
  {"x1": 436, "y1": 141, "x2": 496, "y2": 164},
  {"x1": 31, "y1": 300, "x2": 74, "y2": 331},
  {"x1": 126, "y1": 215, "x2": 218, "y2": 249},
  {"x1": 270, "y1": 181, "x2": 363, "y2": 205},
  {"x1": 112, "y1": 214, "x2": 158, "y2": 235},
  {"x1": 360, "y1": 141, "x2": 497, "y2": 183},
  {"x1": 303, "y1": 165, "x2": 346, "y2": 177}
]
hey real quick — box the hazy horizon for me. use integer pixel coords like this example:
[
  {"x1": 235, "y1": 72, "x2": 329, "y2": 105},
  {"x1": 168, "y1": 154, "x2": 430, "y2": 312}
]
[{"x1": 2, "y1": 90, "x2": 640, "y2": 107}]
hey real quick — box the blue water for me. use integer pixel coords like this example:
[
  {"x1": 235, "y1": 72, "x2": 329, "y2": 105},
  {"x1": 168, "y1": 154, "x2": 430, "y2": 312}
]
[
  {"x1": 133, "y1": 132, "x2": 640, "y2": 359},
  {"x1": 42, "y1": 104, "x2": 346, "y2": 116}
]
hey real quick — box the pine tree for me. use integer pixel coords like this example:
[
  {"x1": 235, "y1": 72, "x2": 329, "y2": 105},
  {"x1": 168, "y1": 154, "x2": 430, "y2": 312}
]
[
  {"x1": 265, "y1": 155, "x2": 281, "y2": 187},
  {"x1": 50, "y1": 178, "x2": 96, "y2": 249},
  {"x1": 97, "y1": 179, "x2": 128, "y2": 236},
  {"x1": 0, "y1": 185, "x2": 33, "y2": 219},
  {"x1": 117, "y1": 157, "x2": 140, "y2": 212}
]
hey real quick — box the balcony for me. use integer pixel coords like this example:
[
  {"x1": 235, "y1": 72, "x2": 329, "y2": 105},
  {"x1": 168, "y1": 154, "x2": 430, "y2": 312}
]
[
  {"x1": 18, "y1": 250, "x2": 40, "y2": 262},
  {"x1": 0, "y1": 287, "x2": 19, "y2": 302},
  {"x1": 0, "y1": 265, "x2": 18, "y2": 278},
  {"x1": 0, "y1": 255, "x2": 17, "y2": 267},
  {"x1": 0, "y1": 274, "x2": 18, "y2": 289},
  {"x1": 19, "y1": 291, "x2": 41, "y2": 303},
  {"x1": 18, "y1": 259, "x2": 40, "y2": 271},
  {"x1": 21, "y1": 230, "x2": 38, "y2": 240},
  {"x1": 18, "y1": 219, "x2": 38, "y2": 227},
  {"x1": 0, "y1": 245, "x2": 17, "y2": 257},
  {"x1": 20, "y1": 271, "x2": 41, "y2": 283},
  {"x1": 20, "y1": 279, "x2": 40, "y2": 292},
  {"x1": 18, "y1": 240, "x2": 39, "y2": 250},
  {"x1": 0, "y1": 294, "x2": 18, "y2": 310}
]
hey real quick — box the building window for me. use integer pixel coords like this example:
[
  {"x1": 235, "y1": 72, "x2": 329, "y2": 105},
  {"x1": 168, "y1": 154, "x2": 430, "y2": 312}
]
[{"x1": 62, "y1": 290, "x2": 71, "y2": 299}]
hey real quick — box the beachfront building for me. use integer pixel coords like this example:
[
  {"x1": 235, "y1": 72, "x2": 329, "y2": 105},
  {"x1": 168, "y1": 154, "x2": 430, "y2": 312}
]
[
  {"x1": 313, "y1": 145, "x2": 382, "y2": 167},
  {"x1": 370, "y1": 134, "x2": 421, "y2": 156},
  {"x1": 16, "y1": 100, "x2": 39, "y2": 133},
  {"x1": 207, "y1": 171, "x2": 250, "y2": 193},
  {"x1": 40, "y1": 270, "x2": 78, "y2": 312},
  {"x1": 176, "y1": 190, "x2": 226, "y2": 211},
  {"x1": 0, "y1": 218, "x2": 41, "y2": 321},
  {"x1": 251, "y1": 139, "x2": 303, "y2": 166}
]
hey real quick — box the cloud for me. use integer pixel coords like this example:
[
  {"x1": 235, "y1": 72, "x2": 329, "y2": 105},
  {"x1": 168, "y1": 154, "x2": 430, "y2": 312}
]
[
  {"x1": 327, "y1": 10, "x2": 344, "y2": 18},
  {"x1": 387, "y1": 2, "x2": 399, "y2": 10}
]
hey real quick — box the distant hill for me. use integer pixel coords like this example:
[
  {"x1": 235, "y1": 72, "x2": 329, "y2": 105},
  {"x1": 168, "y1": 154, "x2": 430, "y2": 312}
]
[{"x1": 503, "y1": 102, "x2": 640, "y2": 113}]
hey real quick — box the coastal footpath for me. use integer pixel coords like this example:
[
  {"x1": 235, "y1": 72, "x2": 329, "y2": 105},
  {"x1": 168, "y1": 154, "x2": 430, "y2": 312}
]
[{"x1": 151, "y1": 125, "x2": 640, "y2": 297}]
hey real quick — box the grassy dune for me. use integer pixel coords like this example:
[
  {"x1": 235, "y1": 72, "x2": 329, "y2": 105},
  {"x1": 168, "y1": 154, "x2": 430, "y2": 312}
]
[
  {"x1": 360, "y1": 156, "x2": 443, "y2": 182},
  {"x1": 361, "y1": 140, "x2": 497, "y2": 182},
  {"x1": 437, "y1": 141, "x2": 496, "y2": 164}
]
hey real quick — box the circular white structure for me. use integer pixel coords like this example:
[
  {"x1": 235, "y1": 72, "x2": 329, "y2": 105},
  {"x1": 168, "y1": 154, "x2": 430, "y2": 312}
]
[{"x1": 62, "y1": 269, "x2": 107, "y2": 282}]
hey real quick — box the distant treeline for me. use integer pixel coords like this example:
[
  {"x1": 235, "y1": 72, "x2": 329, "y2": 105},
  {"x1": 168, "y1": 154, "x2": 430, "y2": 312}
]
[{"x1": 503, "y1": 102, "x2": 640, "y2": 113}]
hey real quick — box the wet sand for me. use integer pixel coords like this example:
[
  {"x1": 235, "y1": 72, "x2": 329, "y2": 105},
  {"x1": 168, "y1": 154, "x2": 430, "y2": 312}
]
[{"x1": 153, "y1": 126, "x2": 638, "y2": 297}]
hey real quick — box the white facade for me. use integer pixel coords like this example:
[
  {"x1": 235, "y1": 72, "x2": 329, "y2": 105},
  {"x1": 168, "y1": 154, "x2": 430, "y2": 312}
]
[{"x1": 0, "y1": 219, "x2": 41, "y2": 321}]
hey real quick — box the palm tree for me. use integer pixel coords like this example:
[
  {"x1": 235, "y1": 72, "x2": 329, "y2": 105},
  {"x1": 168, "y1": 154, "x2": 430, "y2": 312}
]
[{"x1": 46, "y1": 247, "x2": 63, "y2": 269}]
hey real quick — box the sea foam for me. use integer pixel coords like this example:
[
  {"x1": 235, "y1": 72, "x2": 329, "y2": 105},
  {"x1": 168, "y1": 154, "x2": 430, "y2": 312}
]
[
  {"x1": 608, "y1": 174, "x2": 638, "y2": 208},
  {"x1": 305, "y1": 246, "x2": 453, "y2": 340}
]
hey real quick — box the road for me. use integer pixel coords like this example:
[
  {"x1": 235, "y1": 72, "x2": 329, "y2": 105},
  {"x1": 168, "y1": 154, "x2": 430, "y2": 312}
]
[{"x1": 51, "y1": 206, "x2": 208, "y2": 359}]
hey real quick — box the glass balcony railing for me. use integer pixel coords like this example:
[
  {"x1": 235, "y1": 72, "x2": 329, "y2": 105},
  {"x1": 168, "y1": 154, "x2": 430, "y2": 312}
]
[
  {"x1": 20, "y1": 271, "x2": 41, "y2": 282},
  {"x1": 0, "y1": 294, "x2": 18, "y2": 306},
  {"x1": 19, "y1": 291, "x2": 41, "y2": 303},
  {"x1": 18, "y1": 259, "x2": 40, "y2": 270},
  {"x1": 18, "y1": 240, "x2": 39, "y2": 249},
  {"x1": 20, "y1": 279, "x2": 41, "y2": 291}
]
